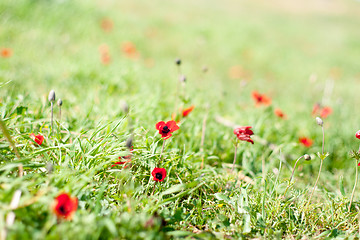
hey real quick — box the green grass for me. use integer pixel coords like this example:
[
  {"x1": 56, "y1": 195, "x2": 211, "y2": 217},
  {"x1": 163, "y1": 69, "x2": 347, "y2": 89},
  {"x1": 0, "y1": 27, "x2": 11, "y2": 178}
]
[{"x1": 1, "y1": 0, "x2": 360, "y2": 238}]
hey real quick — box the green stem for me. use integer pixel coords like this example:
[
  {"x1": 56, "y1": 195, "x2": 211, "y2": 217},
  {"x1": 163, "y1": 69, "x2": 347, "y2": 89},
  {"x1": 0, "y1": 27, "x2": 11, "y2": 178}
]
[
  {"x1": 231, "y1": 140, "x2": 239, "y2": 172},
  {"x1": 283, "y1": 155, "x2": 304, "y2": 197},
  {"x1": 307, "y1": 159, "x2": 324, "y2": 206},
  {"x1": 159, "y1": 140, "x2": 166, "y2": 165},
  {"x1": 349, "y1": 159, "x2": 359, "y2": 212},
  {"x1": 321, "y1": 126, "x2": 325, "y2": 155}
]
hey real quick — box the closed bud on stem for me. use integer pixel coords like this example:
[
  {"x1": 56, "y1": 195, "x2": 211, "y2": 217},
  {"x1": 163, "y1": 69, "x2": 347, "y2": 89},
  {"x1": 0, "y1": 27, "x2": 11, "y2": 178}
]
[
  {"x1": 120, "y1": 101, "x2": 129, "y2": 114},
  {"x1": 48, "y1": 90, "x2": 56, "y2": 102},
  {"x1": 57, "y1": 99, "x2": 63, "y2": 107},
  {"x1": 125, "y1": 137, "x2": 133, "y2": 149},
  {"x1": 304, "y1": 154, "x2": 311, "y2": 161},
  {"x1": 179, "y1": 75, "x2": 186, "y2": 83},
  {"x1": 175, "y1": 58, "x2": 181, "y2": 65},
  {"x1": 316, "y1": 117, "x2": 323, "y2": 126}
]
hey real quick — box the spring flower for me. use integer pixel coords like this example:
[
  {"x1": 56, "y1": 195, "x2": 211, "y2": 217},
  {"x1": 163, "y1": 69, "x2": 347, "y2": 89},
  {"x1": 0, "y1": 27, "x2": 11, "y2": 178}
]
[
  {"x1": 182, "y1": 106, "x2": 194, "y2": 117},
  {"x1": 100, "y1": 18, "x2": 113, "y2": 32},
  {"x1": 151, "y1": 168, "x2": 167, "y2": 182},
  {"x1": 155, "y1": 120, "x2": 179, "y2": 140},
  {"x1": 121, "y1": 41, "x2": 138, "y2": 58},
  {"x1": 252, "y1": 91, "x2": 271, "y2": 106},
  {"x1": 1, "y1": 48, "x2": 12, "y2": 58},
  {"x1": 274, "y1": 108, "x2": 286, "y2": 119},
  {"x1": 30, "y1": 133, "x2": 44, "y2": 145},
  {"x1": 233, "y1": 126, "x2": 254, "y2": 144},
  {"x1": 320, "y1": 106, "x2": 332, "y2": 118},
  {"x1": 53, "y1": 193, "x2": 78, "y2": 220},
  {"x1": 299, "y1": 137, "x2": 313, "y2": 147},
  {"x1": 112, "y1": 148, "x2": 133, "y2": 168},
  {"x1": 356, "y1": 130, "x2": 360, "y2": 140}
]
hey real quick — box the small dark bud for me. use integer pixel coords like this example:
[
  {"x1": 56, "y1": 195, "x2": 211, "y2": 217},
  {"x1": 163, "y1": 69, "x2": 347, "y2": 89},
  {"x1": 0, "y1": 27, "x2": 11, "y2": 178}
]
[
  {"x1": 57, "y1": 99, "x2": 63, "y2": 107},
  {"x1": 179, "y1": 75, "x2": 186, "y2": 83},
  {"x1": 304, "y1": 154, "x2": 311, "y2": 161},
  {"x1": 175, "y1": 58, "x2": 181, "y2": 65},
  {"x1": 48, "y1": 90, "x2": 56, "y2": 102},
  {"x1": 125, "y1": 137, "x2": 133, "y2": 149}
]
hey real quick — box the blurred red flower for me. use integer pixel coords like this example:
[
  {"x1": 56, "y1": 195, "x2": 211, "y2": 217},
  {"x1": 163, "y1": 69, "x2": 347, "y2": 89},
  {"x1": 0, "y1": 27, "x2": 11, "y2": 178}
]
[
  {"x1": 233, "y1": 126, "x2": 254, "y2": 144},
  {"x1": 320, "y1": 106, "x2": 332, "y2": 119},
  {"x1": 252, "y1": 91, "x2": 271, "y2": 106},
  {"x1": 151, "y1": 168, "x2": 167, "y2": 182},
  {"x1": 182, "y1": 106, "x2": 194, "y2": 117},
  {"x1": 1, "y1": 48, "x2": 12, "y2": 58},
  {"x1": 121, "y1": 41, "x2": 139, "y2": 59},
  {"x1": 312, "y1": 103, "x2": 332, "y2": 119},
  {"x1": 30, "y1": 133, "x2": 44, "y2": 145},
  {"x1": 299, "y1": 137, "x2": 313, "y2": 147},
  {"x1": 53, "y1": 193, "x2": 78, "y2": 220},
  {"x1": 100, "y1": 18, "x2": 113, "y2": 32},
  {"x1": 274, "y1": 108, "x2": 286, "y2": 119},
  {"x1": 112, "y1": 148, "x2": 133, "y2": 168},
  {"x1": 155, "y1": 120, "x2": 179, "y2": 140}
]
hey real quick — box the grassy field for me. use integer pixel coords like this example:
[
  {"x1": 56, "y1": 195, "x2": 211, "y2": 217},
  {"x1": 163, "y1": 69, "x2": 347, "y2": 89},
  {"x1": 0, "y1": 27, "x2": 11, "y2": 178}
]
[{"x1": 1, "y1": 0, "x2": 360, "y2": 239}]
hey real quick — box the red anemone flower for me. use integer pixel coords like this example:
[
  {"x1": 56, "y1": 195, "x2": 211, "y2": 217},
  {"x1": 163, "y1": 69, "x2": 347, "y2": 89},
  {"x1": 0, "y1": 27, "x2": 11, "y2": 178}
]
[
  {"x1": 53, "y1": 193, "x2": 78, "y2": 220},
  {"x1": 151, "y1": 168, "x2": 167, "y2": 182},
  {"x1": 112, "y1": 148, "x2": 133, "y2": 168},
  {"x1": 155, "y1": 120, "x2": 179, "y2": 140},
  {"x1": 299, "y1": 137, "x2": 313, "y2": 147},
  {"x1": 320, "y1": 106, "x2": 332, "y2": 119},
  {"x1": 233, "y1": 126, "x2": 254, "y2": 144},
  {"x1": 100, "y1": 18, "x2": 113, "y2": 32},
  {"x1": 356, "y1": 130, "x2": 360, "y2": 140},
  {"x1": 252, "y1": 91, "x2": 271, "y2": 106},
  {"x1": 1, "y1": 48, "x2": 12, "y2": 58},
  {"x1": 182, "y1": 106, "x2": 195, "y2": 117},
  {"x1": 121, "y1": 41, "x2": 139, "y2": 59},
  {"x1": 30, "y1": 133, "x2": 44, "y2": 145},
  {"x1": 274, "y1": 108, "x2": 286, "y2": 119}
]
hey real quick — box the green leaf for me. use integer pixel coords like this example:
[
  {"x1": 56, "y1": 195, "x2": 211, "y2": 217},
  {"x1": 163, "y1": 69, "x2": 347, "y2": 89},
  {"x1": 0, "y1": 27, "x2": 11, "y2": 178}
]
[{"x1": 339, "y1": 176, "x2": 345, "y2": 197}]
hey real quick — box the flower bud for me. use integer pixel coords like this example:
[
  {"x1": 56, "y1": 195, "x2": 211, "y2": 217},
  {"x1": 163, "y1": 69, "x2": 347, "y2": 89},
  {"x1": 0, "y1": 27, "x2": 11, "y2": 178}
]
[
  {"x1": 304, "y1": 154, "x2": 311, "y2": 161},
  {"x1": 202, "y1": 66, "x2": 208, "y2": 73},
  {"x1": 356, "y1": 130, "x2": 360, "y2": 140},
  {"x1": 316, "y1": 117, "x2": 323, "y2": 127},
  {"x1": 57, "y1": 99, "x2": 63, "y2": 107},
  {"x1": 175, "y1": 58, "x2": 181, "y2": 65},
  {"x1": 179, "y1": 75, "x2": 186, "y2": 83},
  {"x1": 125, "y1": 137, "x2": 133, "y2": 149},
  {"x1": 48, "y1": 90, "x2": 56, "y2": 102},
  {"x1": 120, "y1": 101, "x2": 129, "y2": 113}
]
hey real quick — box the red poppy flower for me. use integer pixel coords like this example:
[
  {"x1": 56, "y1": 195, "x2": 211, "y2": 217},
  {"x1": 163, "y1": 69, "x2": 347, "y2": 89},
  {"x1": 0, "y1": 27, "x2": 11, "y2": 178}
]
[
  {"x1": 30, "y1": 133, "x2": 44, "y2": 145},
  {"x1": 320, "y1": 106, "x2": 332, "y2": 119},
  {"x1": 53, "y1": 193, "x2": 78, "y2": 220},
  {"x1": 274, "y1": 108, "x2": 286, "y2": 119},
  {"x1": 252, "y1": 91, "x2": 271, "y2": 106},
  {"x1": 151, "y1": 168, "x2": 167, "y2": 182},
  {"x1": 100, "y1": 18, "x2": 113, "y2": 32},
  {"x1": 1, "y1": 48, "x2": 12, "y2": 58},
  {"x1": 121, "y1": 41, "x2": 139, "y2": 59},
  {"x1": 101, "y1": 53, "x2": 111, "y2": 65},
  {"x1": 233, "y1": 126, "x2": 254, "y2": 144},
  {"x1": 356, "y1": 130, "x2": 360, "y2": 140},
  {"x1": 299, "y1": 137, "x2": 313, "y2": 147},
  {"x1": 182, "y1": 106, "x2": 195, "y2": 117},
  {"x1": 155, "y1": 120, "x2": 179, "y2": 140},
  {"x1": 112, "y1": 148, "x2": 133, "y2": 168}
]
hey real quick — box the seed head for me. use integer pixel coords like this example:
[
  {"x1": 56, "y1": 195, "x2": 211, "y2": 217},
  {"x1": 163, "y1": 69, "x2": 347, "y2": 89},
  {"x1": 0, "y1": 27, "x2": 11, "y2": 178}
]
[
  {"x1": 304, "y1": 154, "x2": 311, "y2": 161},
  {"x1": 316, "y1": 117, "x2": 323, "y2": 127},
  {"x1": 48, "y1": 90, "x2": 56, "y2": 102},
  {"x1": 179, "y1": 75, "x2": 186, "y2": 83},
  {"x1": 175, "y1": 58, "x2": 181, "y2": 65},
  {"x1": 57, "y1": 99, "x2": 63, "y2": 107}
]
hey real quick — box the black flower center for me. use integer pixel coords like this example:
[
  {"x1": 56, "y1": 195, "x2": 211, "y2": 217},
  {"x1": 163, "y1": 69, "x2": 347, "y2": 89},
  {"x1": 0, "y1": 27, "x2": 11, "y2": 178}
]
[
  {"x1": 59, "y1": 205, "x2": 67, "y2": 214},
  {"x1": 161, "y1": 126, "x2": 170, "y2": 134},
  {"x1": 155, "y1": 173, "x2": 163, "y2": 180}
]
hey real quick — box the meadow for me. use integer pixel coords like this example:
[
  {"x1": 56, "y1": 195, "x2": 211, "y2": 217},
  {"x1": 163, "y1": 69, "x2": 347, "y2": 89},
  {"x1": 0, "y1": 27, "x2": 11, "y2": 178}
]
[{"x1": 1, "y1": 0, "x2": 360, "y2": 239}]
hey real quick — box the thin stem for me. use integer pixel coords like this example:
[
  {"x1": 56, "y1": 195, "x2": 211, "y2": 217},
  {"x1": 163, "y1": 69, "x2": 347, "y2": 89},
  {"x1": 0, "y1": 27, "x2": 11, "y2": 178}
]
[
  {"x1": 159, "y1": 140, "x2": 166, "y2": 164},
  {"x1": 50, "y1": 102, "x2": 54, "y2": 133},
  {"x1": 151, "y1": 182, "x2": 156, "y2": 196},
  {"x1": 307, "y1": 159, "x2": 324, "y2": 206},
  {"x1": 283, "y1": 155, "x2": 304, "y2": 197},
  {"x1": 321, "y1": 126, "x2": 325, "y2": 155},
  {"x1": 349, "y1": 159, "x2": 359, "y2": 212},
  {"x1": 231, "y1": 140, "x2": 239, "y2": 172},
  {"x1": 200, "y1": 108, "x2": 209, "y2": 169},
  {"x1": 59, "y1": 106, "x2": 62, "y2": 124}
]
